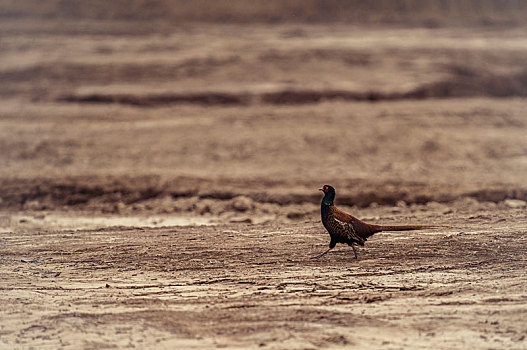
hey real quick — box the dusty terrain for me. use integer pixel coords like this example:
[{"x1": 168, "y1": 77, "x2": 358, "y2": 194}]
[
  {"x1": 1, "y1": 201, "x2": 527, "y2": 349},
  {"x1": 1, "y1": 11, "x2": 527, "y2": 349}
]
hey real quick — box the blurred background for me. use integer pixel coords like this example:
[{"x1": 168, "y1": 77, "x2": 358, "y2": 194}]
[{"x1": 1, "y1": 0, "x2": 526, "y2": 217}]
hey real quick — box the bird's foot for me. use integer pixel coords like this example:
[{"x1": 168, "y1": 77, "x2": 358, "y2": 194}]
[
  {"x1": 351, "y1": 244, "x2": 358, "y2": 259},
  {"x1": 311, "y1": 248, "x2": 332, "y2": 260}
]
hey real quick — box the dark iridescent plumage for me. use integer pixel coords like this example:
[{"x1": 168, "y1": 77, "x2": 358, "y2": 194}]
[{"x1": 315, "y1": 185, "x2": 435, "y2": 259}]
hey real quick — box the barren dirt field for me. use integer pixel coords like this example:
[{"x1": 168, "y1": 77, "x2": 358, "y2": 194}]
[
  {"x1": 2, "y1": 202, "x2": 527, "y2": 349},
  {"x1": 1, "y1": 17, "x2": 527, "y2": 349}
]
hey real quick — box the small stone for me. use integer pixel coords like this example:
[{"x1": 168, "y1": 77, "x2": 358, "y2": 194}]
[
  {"x1": 232, "y1": 196, "x2": 253, "y2": 212},
  {"x1": 455, "y1": 197, "x2": 479, "y2": 207},
  {"x1": 396, "y1": 200, "x2": 407, "y2": 208},
  {"x1": 503, "y1": 199, "x2": 526, "y2": 209},
  {"x1": 23, "y1": 200, "x2": 42, "y2": 210},
  {"x1": 195, "y1": 199, "x2": 214, "y2": 215},
  {"x1": 229, "y1": 216, "x2": 252, "y2": 223},
  {"x1": 132, "y1": 203, "x2": 145, "y2": 211},
  {"x1": 114, "y1": 201, "x2": 126, "y2": 213}
]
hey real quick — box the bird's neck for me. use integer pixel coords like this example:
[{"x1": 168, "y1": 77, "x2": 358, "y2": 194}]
[{"x1": 321, "y1": 193, "x2": 335, "y2": 206}]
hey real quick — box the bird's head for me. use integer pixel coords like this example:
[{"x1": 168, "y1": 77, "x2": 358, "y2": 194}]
[
  {"x1": 319, "y1": 185, "x2": 335, "y2": 194},
  {"x1": 319, "y1": 185, "x2": 336, "y2": 205}
]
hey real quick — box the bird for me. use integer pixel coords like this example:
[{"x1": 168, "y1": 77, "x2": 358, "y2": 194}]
[{"x1": 314, "y1": 184, "x2": 436, "y2": 259}]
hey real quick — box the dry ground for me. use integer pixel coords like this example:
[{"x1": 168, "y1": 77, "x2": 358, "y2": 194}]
[
  {"x1": 1, "y1": 19, "x2": 527, "y2": 349},
  {"x1": 1, "y1": 201, "x2": 527, "y2": 349}
]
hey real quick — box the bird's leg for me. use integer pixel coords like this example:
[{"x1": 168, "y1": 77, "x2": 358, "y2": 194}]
[
  {"x1": 351, "y1": 244, "x2": 358, "y2": 259},
  {"x1": 311, "y1": 247, "x2": 332, "y2": 259}
]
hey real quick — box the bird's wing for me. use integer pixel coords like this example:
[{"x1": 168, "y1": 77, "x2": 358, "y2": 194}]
[
  {"x1": 331, "y1": 207, "x2": 367, "y2": 245},
  {"x1": 331, "y1": 206, "x2": 354, "y2": 223},
  {"x1": 332, "y1": 205, "x2": 382, "y2": 239}
]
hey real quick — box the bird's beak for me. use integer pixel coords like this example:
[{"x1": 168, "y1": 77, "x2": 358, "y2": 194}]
[{"x1": 319, "y1": 188, "x2": 324, "y2": 192}]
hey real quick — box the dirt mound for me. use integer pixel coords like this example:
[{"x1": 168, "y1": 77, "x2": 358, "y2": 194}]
[
  {"x1": 56, "y1": 69, "x2": 527, "y2": 107},
  {"x1": 57, "y1": 92, "x2": 249, "y2": 107},
  {"x1": 2, "y1": 177, "x2": 526, "y2": 215}
]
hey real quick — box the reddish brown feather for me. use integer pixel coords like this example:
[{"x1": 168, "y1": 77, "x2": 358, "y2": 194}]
[{"x1": 330, "y1": 205, "x2": 437, "y2": 240}]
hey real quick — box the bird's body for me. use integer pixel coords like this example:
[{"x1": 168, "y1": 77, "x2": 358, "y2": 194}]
[{"x1": 315, "y1": 185, "x2": 435, "y2": 259}]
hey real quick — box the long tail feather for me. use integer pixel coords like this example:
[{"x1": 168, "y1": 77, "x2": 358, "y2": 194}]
[
  {"x1": 357, "y1": 224, "x2": 439, "y2": 240},
  {"x1": 375, "y1": 224, "x2": 438, "y2": 232},
  {"x1": 352, "y1": 215, "x2": 442, "y2": 240}
]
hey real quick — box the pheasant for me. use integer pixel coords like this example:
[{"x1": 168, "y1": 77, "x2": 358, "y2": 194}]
[{"x1": 314, "y1": 185, "x2": 436, "y2": 259}]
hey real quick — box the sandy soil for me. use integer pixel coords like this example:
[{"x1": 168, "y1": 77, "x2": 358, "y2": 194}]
[
  {"x1": 1, "y1": 201, "x2": 527, "y2": 349},
  {"x1": 1, "y1": 18, "x2": 527, "y2": 349}
]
